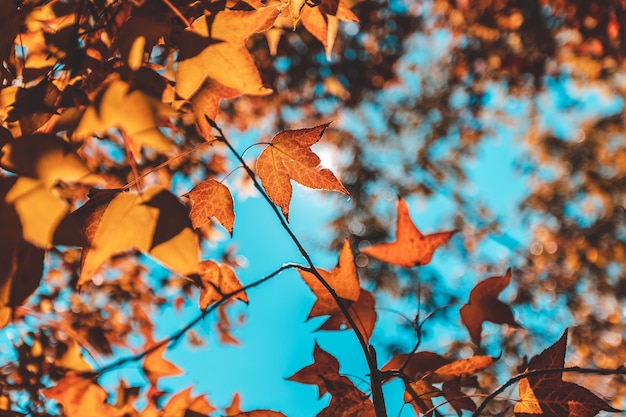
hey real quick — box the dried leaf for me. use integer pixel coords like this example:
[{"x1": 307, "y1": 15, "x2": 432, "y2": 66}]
[
  {"x1": 460, "y1": 268, "x2": 521, "y2": 345},
  {"x1": 257, "y1": 123, "x2": 348, "y2": 219},
  {"x1": 361, "y1": 198, "x2": 455, "y2": 267},
  {"x1": 515, "y1": 329, "x2": 621, "y2": 417},
  {"x1": 403, "y1": 380, "x2": 442, "y2": 417},
  {"x1": 381, "y1": 351, "x2": 450, "y2": 381},
  {"x1": 298, "y1": 239, "x2": 360, "y2": 317},
  {"x1": 184, "y1": 179, "x2": 235, "y2": 234}
]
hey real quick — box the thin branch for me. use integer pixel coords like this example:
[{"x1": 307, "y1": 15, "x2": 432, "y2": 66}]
[
  {"x1": 207, "y1": 116, "x2": 388, "y2": 417},
  {"x1": 473, "y1": 366, "x2": 626, "y2": 416},
  {"x1": 161, "y1": 0, "x2": 191, "y2": 27},
  {"x1": 93, "y1": 263, "x2": 299, "y2": 376}
]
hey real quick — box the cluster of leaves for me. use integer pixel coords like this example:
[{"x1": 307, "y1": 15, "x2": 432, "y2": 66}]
[{"x1": 0, "y1": 0, "x2": 625, "y2": 417}]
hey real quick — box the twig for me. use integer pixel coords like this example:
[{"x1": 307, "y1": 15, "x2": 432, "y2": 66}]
[
  {"x1": 93, "y1": 263, "x2": 299, "y2": 376},
  {"x1": 161, "y1": 0, "x2": 191, "y2": 27}
]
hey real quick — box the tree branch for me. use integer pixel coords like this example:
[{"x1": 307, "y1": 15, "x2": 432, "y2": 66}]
[
  {"x1": 208, "y1": 117, "x2": 388, "y2": 417},
  {"x1": 93, "y1": 263, "x2": 299, "y2": 376}
]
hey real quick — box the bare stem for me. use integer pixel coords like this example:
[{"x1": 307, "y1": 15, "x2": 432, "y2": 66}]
[{"x1": 93, "y1": 263, "x2": 299, "y2": 376}]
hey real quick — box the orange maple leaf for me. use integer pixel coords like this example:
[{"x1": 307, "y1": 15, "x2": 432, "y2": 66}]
[
  {"x1": 184, "y1": 179, "x2": 235, "y2": 234},
  {"x1": 300, "y1": 1, "x2": 359, "y2": 59},
  {"x1": 256, "y1": 123, "x2": 348, "y2": 220},
  {"x1": 361, "y1": 198, "x2": 455, "y2": 267},
  {"x1": 176, "y1": 6, "x2": 279, "y2": 137},
  {"x1": 198, "y1": 260, "x2": 247, "y2": 310},
  {"x1": 515, "y1": 329, "x2": 621, "y2": 417},
  {"x1": 142, "y1": 344, "x2": 183, "y2": 386},
  {"x1": 459, "y1": 268, "x2": 522, "y2": 345},
  {"x1": 42, "y1": 373, "x2": 121, "y2": 417},
  {"x1": 298, "y1": 239, "x2": 360, "y2": 317}
]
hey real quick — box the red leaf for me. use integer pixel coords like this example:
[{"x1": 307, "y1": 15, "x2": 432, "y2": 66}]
[
  {"x1": 459, "y1": 268, "x2": 522, "y2": 345},
  {"x1": 185, "y1": 179, "x2": 235, "y2": 234},
  {"x1": 287, "y1": 343, "x2": 341, "y2": 398},
  {"x1": 361, "y1": 198, "x2": 455, "y2": 267},
  {"x1": 515, "y1": 329, "x2": 621, "y2": 417},
  {"x1": 256, "y1": 123, "x2": 348, "y2": 220}
]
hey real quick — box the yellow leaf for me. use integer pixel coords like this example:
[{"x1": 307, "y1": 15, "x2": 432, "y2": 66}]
[
  {"x1": 176, "y1": 7, "x2": 279, "y2": 99},
  {"x1": 73, "y1": 80, "x2": 175, "y2": 159},
  {"x1": 72, "y1": 186, "x2": 200, "y2": 287}
]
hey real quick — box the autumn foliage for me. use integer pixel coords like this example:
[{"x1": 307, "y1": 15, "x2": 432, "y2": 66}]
[{"x1": 0, "y1": 0, "x2": 625, "y2": 417}]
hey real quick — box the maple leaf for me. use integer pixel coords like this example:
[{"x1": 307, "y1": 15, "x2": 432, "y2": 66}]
[
  {"x1": 300, "y1": 2, "x2": 359, "y2": 60},
  {"x1": 381, "y1": 351, "x2": 451, "y2": 381},
  {"x1": 441, "y1": 379, "x2": 477, "y2": 416},
  {"x1": 198, "y1": 260, "x2": 248, "y2": 309},
  {"x1": 42, "y1": 373, "x2": 121, "y2": 417},
  {"x1": 433, "y1": 355, "x2": 495, "y2": 382},
  {"x1": 515, "y1": 329, "x2": 621, "y2": 417},
  {"x1": 142, "y1": 344, "x2": 184, "y2": 386},
  {"x1": 0, "y1": 239, "x2": 44, "y2": 328},
  {"x1": 257, "y1": 123, "x2": 348, "y2": 220},
  {"x1": 54, "y1": 340, "x2": 93, "y2": 372},
  {"x1": 71, "y1": 79, "x2": 175, "y2": 160},
  {"x1": 288, "y1": 344, "x2": 374, "y2": 417},
  {"x1": 184, "y1": 179, "x2": 235, "y2": 234},
  {"x1": 71, "y1": 186, "x2": 200, "y2": 287},
  {"x1": 361, "y1": 198, "x2": 456, "y2": 267},
  {"x1": 459, "y1": 268, "x2": 522, "y2": 345},
  {"x1": 317, "y1": 289, "x2": 377, "y2": 343},
  {"x1": 0, "y1": 134, "x2": 99, "y2": 187},
  {"x1": 0, "y1": 176, "x2": 86, "y2": 248},
  {"x1": 298, "y1": 239, "x2": 360, "y2": 317},
  {"x1": 287, "y1": 343, "x2": 341, "y2": 398},
  {"x1": 176, "y1": 7, "x2": 279, "y2": 100},
  {"x1": 403, "y1": 380, "x2": 443, "y2": 417}
]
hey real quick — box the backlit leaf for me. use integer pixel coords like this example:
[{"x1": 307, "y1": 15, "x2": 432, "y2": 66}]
[
  {"x1": 433, "y1": 355, "x2": 495, "y2": 382},
  {"x1": 42, "y1": 373, "x2": 120, "y2": 417},
  {"x1": 1, "y1": 176, "x2": 85, "y2": 248},
  {"x1": 403, "y1": 380, "x2": 442, "y2": 417},
  {"x1": 298, "y1": 239, "x2": 360, "y2": 317},
  {"x1": 257, "y1": 123, "x2": 348, "y2": 220},
  {"x1": 72, "y1": 80, "x2": 175, "y2": 160},
  {"x1": 514, "y1": 329, "x2": 621, "y2": 417},
  {"x1": 184, "y1": 178, "x2": 235, "y2": 234},
  {"x1": 142, "y1": 344, "x2": 183, "y2": 386},
  {"x1": 198, "y1": 260, "x2": 247, "y2": 310},
  {"x1": 176, "y1": 7, "x2": 279, "y2": 99},
  {"x1": 361, "y1": 198, "x2": 455, "y2": 267},
  {"x1": 459, "y1": 268, "x2": 521, "y2": 345},
  {"x1": 72, "y1": 186, "x2": 200, "y2": 287},
  {"x1": 0, "y1": 134, "x2": 98, "y2": 187}
]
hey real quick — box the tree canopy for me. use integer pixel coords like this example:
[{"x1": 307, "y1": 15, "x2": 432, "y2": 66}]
[{"x1": 0, "y1": 0, "x2": 625, "y2": 416}]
